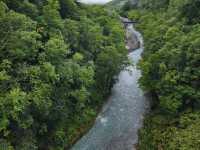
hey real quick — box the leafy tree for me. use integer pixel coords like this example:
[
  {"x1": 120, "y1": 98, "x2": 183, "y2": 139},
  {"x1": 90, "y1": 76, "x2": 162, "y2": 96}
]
[
  {"x1": 59, "y1": 0, "x2": 79, "y2": 19},
  {"x1": 126, "y1": 0, "x2": 200, "y2": 149},
  {"x1": 0, "y1": 1, "x2": 128, "y2": 149},
  {"x1": 43, "y1": 0, "x2": 63, "y2": 29},
  {"x1": 180, "y1": 0, "x2": 200, "y2": 24},
  {"x1": 139, "y1": 0, "x2": 170, "y2": 9}
]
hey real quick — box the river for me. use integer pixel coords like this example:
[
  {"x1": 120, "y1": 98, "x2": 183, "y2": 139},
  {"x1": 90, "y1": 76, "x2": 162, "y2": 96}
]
[{"x1": 71, "y1": 22, "x2": 149, "y2": 150}]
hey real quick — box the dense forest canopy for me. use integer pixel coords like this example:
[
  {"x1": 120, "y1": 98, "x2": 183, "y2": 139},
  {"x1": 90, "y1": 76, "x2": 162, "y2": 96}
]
[
  {"x1": 1, "y1": 0, "x2": 200, "y2": 149},
  {"x1": 0, "y1": 0, "x2": 128, "y2": 149},
  {"x1": 125, "y1": 0, "x2": 200, "y2": 149}
]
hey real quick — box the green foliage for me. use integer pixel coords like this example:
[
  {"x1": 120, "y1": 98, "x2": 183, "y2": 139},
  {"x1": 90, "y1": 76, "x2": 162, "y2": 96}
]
[
  {"x1": 43, "y1": 0, "x2": 63, "y2": 29},
  {"x1": 0, "y1": 1, "x2": 128, "y2": 149},
  {"x1": 126, "y1": 0, "x2": 200, "y2": 149},
  {"x1": 128, "y1": 0, "x2": 200, "y2": 114},
  {"x1": 139, "y1": 0, "x2": 170, "y2": 10},
  {"x1": 95, "y1": 46, "x2": 127, "y2": 95},
  {"x1": 122, "y1": 0, "x2": 137, "y2": 12},
  {"x1": 59, "y1": 0, "x2": 79, "y2": 19},
  {"x1": 139, "y1": 111, "x2": 200, "y2": 150},
  {"x1": 180, "y1": 0, "x2": 200, "y2": 24}
]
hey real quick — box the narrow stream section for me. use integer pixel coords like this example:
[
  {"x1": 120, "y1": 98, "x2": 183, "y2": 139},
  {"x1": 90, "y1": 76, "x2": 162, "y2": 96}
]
[{"x1": 71, "y1": 22, "x2": 149, "y2": 150}]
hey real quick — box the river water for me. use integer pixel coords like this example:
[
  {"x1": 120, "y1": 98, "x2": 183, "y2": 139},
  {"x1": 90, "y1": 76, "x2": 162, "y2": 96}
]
[{"x1": 71, "y1": 23, "x2": 149, "y2": 150}]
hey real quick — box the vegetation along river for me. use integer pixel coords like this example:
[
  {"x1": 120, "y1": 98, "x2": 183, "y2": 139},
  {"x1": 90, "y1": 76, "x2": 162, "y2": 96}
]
[{"x1": 71, "y1": 20, "x2": 150, "y2": 150}]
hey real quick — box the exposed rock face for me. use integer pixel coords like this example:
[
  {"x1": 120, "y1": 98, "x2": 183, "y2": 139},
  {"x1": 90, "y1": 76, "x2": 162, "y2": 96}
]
[
  {"x1": 120, "y1": 17, "x2": 140, "y2": 51},
  {"x1": 125, "y1": 24, "x2": 140, "y2": 50}
]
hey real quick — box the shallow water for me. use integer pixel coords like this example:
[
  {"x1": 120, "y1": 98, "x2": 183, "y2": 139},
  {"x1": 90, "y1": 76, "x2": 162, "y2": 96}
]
[{"x1": 71, "y1": 24, "x2": 149, "y2": 150}]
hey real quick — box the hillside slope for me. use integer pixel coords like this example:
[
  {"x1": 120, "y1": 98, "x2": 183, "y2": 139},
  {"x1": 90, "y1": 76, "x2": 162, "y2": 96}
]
[
  {"x1": 0, "y1": 0, "x2": 128, "y2": 149},
  {"x1": 127, "y1": 0, "x2": 200, "y2": 149},
  {"x1": 108, "y1": 0, "x2": 138, "y2": 9}
]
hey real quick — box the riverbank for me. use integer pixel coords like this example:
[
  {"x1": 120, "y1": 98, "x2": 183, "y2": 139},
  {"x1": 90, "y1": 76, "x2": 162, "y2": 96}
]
[
  {"x1": 69, "y1": 17, "x2": 142, "y2": 149},
  {"x1": 71, "y1": 19, "x2": 149, "y2": 150},
  {"x1": 67, "y1": 92, "x2": 114, "y2": 149}
]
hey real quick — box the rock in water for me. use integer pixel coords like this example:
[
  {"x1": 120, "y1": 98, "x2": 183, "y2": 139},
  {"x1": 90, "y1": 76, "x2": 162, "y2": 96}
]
[{"x1": 126, "y1": 24, "x2": 140, "y2": 51}]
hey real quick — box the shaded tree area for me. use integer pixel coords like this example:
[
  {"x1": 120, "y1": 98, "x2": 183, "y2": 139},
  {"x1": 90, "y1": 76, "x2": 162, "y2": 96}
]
[
  {"x1": 127, "y1": 0, "x2": 200, "y2": 149},
  {"x1": 0, "y1": 0, "x2": 128, "y2": 149}
]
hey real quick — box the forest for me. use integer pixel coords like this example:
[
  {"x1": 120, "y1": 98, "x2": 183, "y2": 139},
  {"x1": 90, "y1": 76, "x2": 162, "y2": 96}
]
[
  {"x1": 124, "y1": 0, "x2": 200, "y2": 149},
  {"x1": 0, "y1": 0, "x2": 128, "y2": 149},
  {"x1": 0, "y1": 0, "x2": 200, "y2": 149}
]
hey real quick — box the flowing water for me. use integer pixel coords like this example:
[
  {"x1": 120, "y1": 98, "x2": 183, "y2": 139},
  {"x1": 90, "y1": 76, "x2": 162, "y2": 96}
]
[{"x1": 71, "y1": 23, "x2": 149, "y2": 150}]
